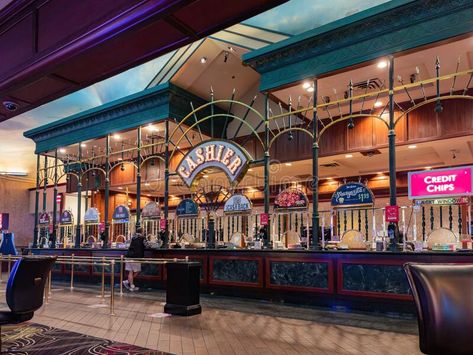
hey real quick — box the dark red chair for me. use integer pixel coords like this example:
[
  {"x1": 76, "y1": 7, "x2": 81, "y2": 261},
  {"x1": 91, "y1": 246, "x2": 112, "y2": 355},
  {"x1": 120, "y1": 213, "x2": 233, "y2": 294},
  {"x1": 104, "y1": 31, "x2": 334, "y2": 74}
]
[
  {"x1": 404, "y1": 263, "x2": 473, "y2": 355},
  {"x1": 0, "y1": 256, "x2": 56, "y2": 350}
]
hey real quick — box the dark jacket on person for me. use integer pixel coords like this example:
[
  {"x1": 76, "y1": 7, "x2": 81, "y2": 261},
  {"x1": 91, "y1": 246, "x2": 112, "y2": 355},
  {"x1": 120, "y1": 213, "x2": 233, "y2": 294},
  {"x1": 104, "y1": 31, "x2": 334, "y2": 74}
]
[{"x1": 126, "y1": 233, "x2": 150, "y2": 258}]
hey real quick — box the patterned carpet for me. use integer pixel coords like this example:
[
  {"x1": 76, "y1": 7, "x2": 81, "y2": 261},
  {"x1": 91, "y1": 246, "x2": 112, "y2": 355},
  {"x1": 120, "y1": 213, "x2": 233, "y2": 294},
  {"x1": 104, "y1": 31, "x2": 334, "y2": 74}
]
[{"x1": 1, "y1": 323, "x2": 170, "y2": 354}]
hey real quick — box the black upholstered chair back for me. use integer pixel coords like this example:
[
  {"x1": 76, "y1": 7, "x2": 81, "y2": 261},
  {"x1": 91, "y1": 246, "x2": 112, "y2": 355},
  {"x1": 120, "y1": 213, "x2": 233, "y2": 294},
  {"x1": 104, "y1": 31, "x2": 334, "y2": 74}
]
[
  {"x1": 6, "y1": 256, "x2": 56, "y2": 314},
  {"x1": 404, "y1": 263, "x2": 473, "y2": 355}
]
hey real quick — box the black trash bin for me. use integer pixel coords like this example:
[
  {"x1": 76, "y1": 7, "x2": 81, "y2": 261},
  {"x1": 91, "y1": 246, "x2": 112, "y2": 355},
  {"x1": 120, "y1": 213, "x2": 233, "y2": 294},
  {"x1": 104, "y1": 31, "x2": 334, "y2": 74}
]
[{"x1": 164, "y1": 261, "x2": 201, "y2": 316}]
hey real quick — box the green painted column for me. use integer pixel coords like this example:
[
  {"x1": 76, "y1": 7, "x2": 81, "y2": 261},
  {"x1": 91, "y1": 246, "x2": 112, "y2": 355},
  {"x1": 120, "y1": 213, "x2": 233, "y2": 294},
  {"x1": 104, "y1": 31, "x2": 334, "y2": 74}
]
[
  {"x1": 103, "y1": 134, "x2": 110, "y2": 248},
  {"x1": 312, "y1": 79, "x2": 319, "y2": 249},
  {"x1": 388, "y1": 55, "x2": 397, "y2": 206},
  {"x1": 43, "y1": 155, "x2": 48, "y2": 212},
  {"x1": 263, "y1": 93, "x2": 270, "y2": 247},
  {"x1": 136, "y1": 126, "x2": 142, "y2": 229},
  {"x1": 51, "y1": 149, "x2": 58, "y2": 248},
  {"x1": 164, "y1": 120, "x2": 170, "y2": 248},
  {"x1": 33, "y1": 154, "x2": 40, "y2": 248},
  {"x1": 75, "y1": 144, "x2": 82, "y2": 248}
]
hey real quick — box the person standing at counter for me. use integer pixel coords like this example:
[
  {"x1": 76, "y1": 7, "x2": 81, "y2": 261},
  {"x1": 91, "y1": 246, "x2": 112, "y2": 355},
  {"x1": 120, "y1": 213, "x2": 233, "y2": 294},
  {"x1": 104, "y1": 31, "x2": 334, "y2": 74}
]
[{"x1": 123, "y1": 227, "x2": 150, "y2": 291}]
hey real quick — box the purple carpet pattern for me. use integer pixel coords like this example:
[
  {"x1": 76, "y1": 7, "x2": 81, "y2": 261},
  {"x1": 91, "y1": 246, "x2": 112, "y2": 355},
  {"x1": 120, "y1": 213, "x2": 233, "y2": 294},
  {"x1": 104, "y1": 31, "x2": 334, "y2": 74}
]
[{"x1": 1, "y1": 323, "x2": 171, "y2": 354}]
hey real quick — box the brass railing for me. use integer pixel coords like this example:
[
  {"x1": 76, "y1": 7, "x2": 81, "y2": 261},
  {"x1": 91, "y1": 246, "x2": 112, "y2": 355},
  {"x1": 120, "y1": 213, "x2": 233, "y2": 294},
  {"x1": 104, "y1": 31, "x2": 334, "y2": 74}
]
[{"x1": 0, "y1": 253, "x2": 189, "y2": 316}]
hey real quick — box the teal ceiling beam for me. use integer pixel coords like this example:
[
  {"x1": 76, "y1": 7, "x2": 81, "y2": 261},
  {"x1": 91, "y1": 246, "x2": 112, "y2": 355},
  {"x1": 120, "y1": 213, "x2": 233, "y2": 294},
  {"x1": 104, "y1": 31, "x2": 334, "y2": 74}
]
[
  {"x1": 243, "y1": 0, "x2": 473, "y2": 92},
  {"x1": 24, "y1": 83, "x2": 225, "y2": 154}
]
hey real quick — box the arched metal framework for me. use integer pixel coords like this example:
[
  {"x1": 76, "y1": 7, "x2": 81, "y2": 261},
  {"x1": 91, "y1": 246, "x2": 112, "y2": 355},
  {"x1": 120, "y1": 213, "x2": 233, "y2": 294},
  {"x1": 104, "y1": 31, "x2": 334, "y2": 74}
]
[{"x1": 33, "y1": 59, "x2": 473, "y2": 250}]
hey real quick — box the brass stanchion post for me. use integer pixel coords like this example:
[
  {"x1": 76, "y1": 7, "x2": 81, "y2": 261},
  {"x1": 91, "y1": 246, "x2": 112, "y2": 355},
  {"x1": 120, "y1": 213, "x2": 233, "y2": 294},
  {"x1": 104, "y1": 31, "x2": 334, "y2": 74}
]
[
  {"x1": 101, "y1": 257, "x2": 105, "y2": 299},
  {"x1": 7, "y1": 254, "x2": 11, "y2": 278},
  {"x1": 45, "y1": 273, "x2": 49, "y2": 304},
  {"x1": 110, "y1": 260, "x2": 115, "y2": 316},
  {"x1": 48, "y1": 270, "x2": 52, "y2": 296},
  {"x1": 70, "y1": 253, "x2": 75, "y2": 290},
  {"x1": 119, "y1": 255, "x2": 124, "y2": 295}
]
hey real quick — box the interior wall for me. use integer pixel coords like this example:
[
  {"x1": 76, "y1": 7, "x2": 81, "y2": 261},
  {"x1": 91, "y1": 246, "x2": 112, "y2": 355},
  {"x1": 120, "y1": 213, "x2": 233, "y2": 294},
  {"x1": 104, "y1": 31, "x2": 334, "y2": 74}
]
[{"x1": 0, "y1": 176, "x2": 35, "y2": 247}]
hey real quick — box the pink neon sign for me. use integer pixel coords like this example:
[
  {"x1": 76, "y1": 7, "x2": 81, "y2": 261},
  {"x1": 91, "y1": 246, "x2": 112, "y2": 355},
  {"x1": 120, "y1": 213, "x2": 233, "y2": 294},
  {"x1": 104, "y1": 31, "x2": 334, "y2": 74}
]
[{"x1": 408, "y1": 166, "x2": 473, "y2": 199}]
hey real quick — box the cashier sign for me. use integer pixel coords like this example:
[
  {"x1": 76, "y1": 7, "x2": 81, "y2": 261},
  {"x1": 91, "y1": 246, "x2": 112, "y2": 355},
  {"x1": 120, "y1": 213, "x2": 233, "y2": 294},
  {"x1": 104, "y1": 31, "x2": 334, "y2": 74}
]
[{"x1": 408, "y1": 166, "x2": 473, "y2": 199}]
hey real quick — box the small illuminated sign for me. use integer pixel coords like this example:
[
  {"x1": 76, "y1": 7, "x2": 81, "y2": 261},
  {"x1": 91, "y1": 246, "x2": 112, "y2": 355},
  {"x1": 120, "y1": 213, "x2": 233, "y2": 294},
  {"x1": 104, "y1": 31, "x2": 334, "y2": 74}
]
[
  {"x1": 84, "y1": 207, "x2": 100, "y2": 223},
  {"x1": 224, "y1": 194, "x2": 252, "y2": 214},
  {"x1": 176, "y1": 140, "x2": 250, "y2": 187},
  {"x1": 408, "y1": 166, "x2": 473, "y2": 200}
]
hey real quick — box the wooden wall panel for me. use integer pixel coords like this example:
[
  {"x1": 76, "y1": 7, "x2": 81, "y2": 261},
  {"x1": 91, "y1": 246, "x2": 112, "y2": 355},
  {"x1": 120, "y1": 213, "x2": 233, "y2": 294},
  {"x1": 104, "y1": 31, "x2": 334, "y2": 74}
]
[
  {"x1": 319, "y1": 120, "x2": 346, "y2": 156},
  {"x1": 110, "y1": 163, "x2": 136, "y2": 186},
  {"x1": 438, "y1": 99, "x2": 473, "y2": 136},
  {"x1": 407, "y1": 105, "x2": 439, "y2": 141},
  {"x1": 347, "y1": 116, "x2": 373, "y2": 150}
]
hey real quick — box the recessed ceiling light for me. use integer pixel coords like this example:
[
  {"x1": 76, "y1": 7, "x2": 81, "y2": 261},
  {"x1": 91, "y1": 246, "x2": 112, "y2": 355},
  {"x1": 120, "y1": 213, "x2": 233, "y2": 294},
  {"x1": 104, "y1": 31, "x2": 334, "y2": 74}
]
[
  {"x1": 285, "y1": 163, "x2": 292, "y2": 166},
  {"x1": 117, "y1": 186, "x2": 123, "y2": 190},
  {"x1": 59, "y1": 148, "x2": 66, "y2": 154},
  {"x1": 147, "y1": 124, "x2": 158, "y2": 132},
  {"x1": 374, "y1": 101, "x2": 383, "y2": 108},
  {"x1": 425, "y1": 166, "x2": 432, "y2": 170},
  {"x1": 80, "y1": 143, "x2": 86, "y2": 148},
  {"x1": 203, "y1": 175, "x2": 209, "y2": 178},
  {"x1": 345, "y1": 154, "x2": 353, "y2": 158},
  {"x1": 248, "y1": 168, "x2": 253, "y2": 172},
  {"x1": 377, "y1": 60, "x2": 388, "y2": 69},
  {"x1": 113, "y1": 134, "x2": 121, "y2": 140},
  {"x1": 144, "y1": 182, "x2": 150, "y2": 186},
  {"x1": 302, "y1": 82, "x2": 311, "y2": 89},
  {"x1": 200, "y1": 57, "x2": 207, "y2": 64},
  {"x1": 307, "y1": 87, "x2": 314, "y2": 93},
  {"x1": 408, "y1": 144, "x2": 417, "y2": 149}
]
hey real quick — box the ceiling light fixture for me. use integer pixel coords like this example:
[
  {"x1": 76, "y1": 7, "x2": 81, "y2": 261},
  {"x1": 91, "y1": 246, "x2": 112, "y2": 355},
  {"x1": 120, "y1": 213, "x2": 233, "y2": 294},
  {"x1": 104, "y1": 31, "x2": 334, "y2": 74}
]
[
  {"x1": 425, "y1": 166, "x2": 432, "y2": 170},
  {"x1": 113, "y1": 134, "x2": 121, "y2": 140},
  {"x1": 80, "y1": 143, "x2": 86, "y2": 148},
  {"x1": 248, "y1": 168, "x2": 253, "y2": 172},
  {"x1": 307, "y1": 86, "x2": 314, "y2": 93},
  {"x1": 408, "y1": 144, "x2": 417, "y2": 149},
  {"x1": 302, "y1": 82, "x2": 311, "y2": 89},
  {"x1": 200, "y1": 57, "x2": 207, "y2": 64},
  {"x1": 59, "y1": 148, "x2": 66, "y2": 154},
  {"x1": 285, "y1": 163, "x2": 292, "y2": 166},
  {"x1": 203, "y1": 175, "x2": 209, "y2": 178},
  {"x1": 377, "y1": 60, "x2": 388, "y2": 69},
  {"x1": 374, "y1": 101, "x2": 383, "y2": 108},
  {"x1": 117, "y1": 186, "x2": 123, "y2": 190},
  {"x1": 345, "y1": 154, "x2": 353, "y2": 158}
]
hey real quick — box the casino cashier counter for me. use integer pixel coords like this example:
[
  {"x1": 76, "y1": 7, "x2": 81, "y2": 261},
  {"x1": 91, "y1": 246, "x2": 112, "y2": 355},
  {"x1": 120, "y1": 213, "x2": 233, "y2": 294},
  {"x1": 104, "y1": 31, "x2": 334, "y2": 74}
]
[{"x1": 31, "y1": 165, "x2": 473, "y2": 314}]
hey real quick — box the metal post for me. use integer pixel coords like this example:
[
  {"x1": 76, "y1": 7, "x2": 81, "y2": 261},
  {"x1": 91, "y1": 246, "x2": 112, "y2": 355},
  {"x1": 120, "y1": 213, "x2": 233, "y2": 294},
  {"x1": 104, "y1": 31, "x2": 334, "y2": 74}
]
[
  {"x1": 103, "y1": 135, "x2": 110, "y2": 248},
  {"x1": 119, "y1": 254, "x2": 124, "y2": 295},
  {"x1": 84, "y1": 175, "x2": 89, "y2": 211},
  {"x1": 70, "y1": 253, "x2": 75, "y2": 289},
  {"x1": 43, "y1": 155, "x2": 48, "y2": 212},
  {"x1": 51, "y1": 149, "x2": 59, "y2": 248},
  {"x1": 164, "y1": 120, "x2": 170, "y2": 248},
  {"x1": 33, "y1": 155, "x2": 40, "y2": 248},
  {"x1": 263, "y1": 94, "x2": 270, "y2": 248},
  {"x1": 7, "y1": 254, "x2": 11, "y2": 277},
  {"x1": 101, "y1": 256, "x2": 105, "y2": 299},
  {"x1": 110, "y1": 259, "x2": 115, "y2": 316},
  {"x1": 75, "y1": 144, "x2": 83, "y2": 247},
  {"x1": 45, "y1": 272, "x2": 49, "y2": 304},
  {"x1": 312, "y1": 79, "x2": 319, "y2": 249},
  {"x1": 388, "y1": 55, "x2": 397, "y2": 206},
  {"x1": 48, "y1": 270, "x2": 52, "y2": 296},
  {"x1": 0, "y1": 254, "x2": 3, "y2": 282},
  {"x1": 136, "y1": 126, "x2": 142, "y2": 229}
]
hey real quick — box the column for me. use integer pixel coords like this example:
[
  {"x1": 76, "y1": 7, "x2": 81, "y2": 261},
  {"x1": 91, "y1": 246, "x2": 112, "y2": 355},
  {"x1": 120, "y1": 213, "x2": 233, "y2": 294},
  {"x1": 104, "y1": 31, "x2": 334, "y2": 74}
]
[
  {"x1": 103, "y1": 134, "x2": 110, "y2": 248},
  {"x1": 312, "y1": 79, "x2": 319, "y2": 249},
  {"x1": 164, "y1": 120, "x2": 170, "y2": 248},
  {"x1": 51, "y1": 149, "x2": 58, "y2": 248},
  {"x1": 263, "y1": 93, "x2": 270, "y2": 248},
  {"x1": 136, "y1": 126, "x2": 142, "y2": 229},
  {"x1": 75, "y1": 144, "x2": 82, "y2": 248},
  {"x1": 33, "y1": 154, "x2": 40, "y2": 248}
]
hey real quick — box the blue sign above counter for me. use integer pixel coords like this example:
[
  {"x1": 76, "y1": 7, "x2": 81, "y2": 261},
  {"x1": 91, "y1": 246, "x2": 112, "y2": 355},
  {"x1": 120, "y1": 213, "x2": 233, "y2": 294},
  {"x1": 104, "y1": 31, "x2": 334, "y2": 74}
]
[{"x1": 331, "y1": 182, "x2": 374, "y2": 207}]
